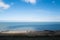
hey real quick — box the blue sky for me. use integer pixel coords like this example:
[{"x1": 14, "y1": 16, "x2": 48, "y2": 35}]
[{"x1": 0, "y1": 0, "x2": 60, "y2": 22}]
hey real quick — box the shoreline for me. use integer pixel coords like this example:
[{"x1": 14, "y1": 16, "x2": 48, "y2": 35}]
[{"x1": 0, "y1": 30, "x2": 60, "y2": 36}]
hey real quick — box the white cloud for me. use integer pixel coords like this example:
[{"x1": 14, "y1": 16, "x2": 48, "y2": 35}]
[
  {"x1": 0, "y1": 1, "x2": 10, "y2": 10},
  {"x1": 23, "y1": 0, "x2": 37, "y2": 4}
]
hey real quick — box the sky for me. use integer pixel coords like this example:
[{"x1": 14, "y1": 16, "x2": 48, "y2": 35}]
[{"x1": 0, "y1": 0, "x2": 60, "y2": 22}]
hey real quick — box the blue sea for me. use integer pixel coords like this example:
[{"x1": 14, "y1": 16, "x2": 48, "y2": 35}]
[{"x1": 0, "y1": 22, "x2": 60, "y2": 31}]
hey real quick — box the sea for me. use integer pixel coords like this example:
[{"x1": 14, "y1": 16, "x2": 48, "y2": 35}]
[{"x1": 0, "y1": 22, "x2": 60, "y2": 31}]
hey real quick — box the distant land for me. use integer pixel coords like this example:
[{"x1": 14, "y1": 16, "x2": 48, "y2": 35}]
[{"x1": 0, "y1": 30, "x2": 60, "y2": 36}]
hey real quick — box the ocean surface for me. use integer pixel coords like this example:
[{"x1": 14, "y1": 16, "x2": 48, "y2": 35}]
[{"x1": 0, "y1": 22, "x2": 60, "y2": 31}]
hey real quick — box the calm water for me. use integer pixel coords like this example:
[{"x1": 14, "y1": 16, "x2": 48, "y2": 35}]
[{"x1": 0, "y1": 22, "x2": 60, "y2": 31}]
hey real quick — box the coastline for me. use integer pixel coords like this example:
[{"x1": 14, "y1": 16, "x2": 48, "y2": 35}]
[{"x1": 0, "y1": 30, "x2": 60, "y2": 36}]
